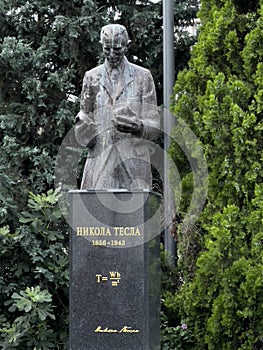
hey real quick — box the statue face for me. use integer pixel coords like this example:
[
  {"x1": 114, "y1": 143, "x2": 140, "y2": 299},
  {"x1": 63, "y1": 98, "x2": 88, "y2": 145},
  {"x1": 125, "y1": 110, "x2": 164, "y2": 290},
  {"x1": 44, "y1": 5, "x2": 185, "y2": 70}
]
[{"x1": 102, "y1": 38, "x2": 126, "y2": 67}]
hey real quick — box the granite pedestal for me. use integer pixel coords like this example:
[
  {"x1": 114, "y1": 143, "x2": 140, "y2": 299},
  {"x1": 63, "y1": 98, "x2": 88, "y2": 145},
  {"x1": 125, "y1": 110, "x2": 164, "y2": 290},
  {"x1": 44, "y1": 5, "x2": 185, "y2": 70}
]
[{"x1": 69, "y1": 190, "x2": 161, "y2": 350}]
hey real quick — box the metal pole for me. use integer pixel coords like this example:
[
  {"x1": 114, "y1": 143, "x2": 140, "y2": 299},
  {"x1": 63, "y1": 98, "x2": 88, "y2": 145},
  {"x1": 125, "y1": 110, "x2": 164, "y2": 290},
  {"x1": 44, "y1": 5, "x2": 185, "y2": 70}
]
[{"x1": 163, "y1": 0, "x2": 176, "y2": 262}]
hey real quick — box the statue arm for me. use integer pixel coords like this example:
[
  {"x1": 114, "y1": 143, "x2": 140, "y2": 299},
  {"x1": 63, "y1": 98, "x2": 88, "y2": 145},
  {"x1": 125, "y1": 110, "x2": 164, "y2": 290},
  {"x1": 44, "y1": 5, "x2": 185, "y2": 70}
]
[
  {"x1": 75, "y1": 71, "x2": 97, "y2": 147},
  {"x1": 139, "y1": 70, "x2": 160, "y2": 140},
  {"x1": 114, "y1": 70, "x2": 160, "y2": 138}
]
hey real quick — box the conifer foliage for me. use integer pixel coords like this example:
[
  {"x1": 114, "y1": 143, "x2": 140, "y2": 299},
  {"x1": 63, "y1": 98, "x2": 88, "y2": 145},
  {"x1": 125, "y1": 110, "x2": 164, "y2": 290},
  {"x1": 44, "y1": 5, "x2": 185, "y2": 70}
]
[{"x1": 168, "y1": 0, "x2": 263, "y2": 348}]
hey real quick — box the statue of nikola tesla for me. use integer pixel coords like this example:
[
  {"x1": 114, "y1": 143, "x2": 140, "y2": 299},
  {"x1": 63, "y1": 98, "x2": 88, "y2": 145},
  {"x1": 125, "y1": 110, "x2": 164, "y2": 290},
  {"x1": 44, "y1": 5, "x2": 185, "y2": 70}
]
[{"x1": 75, "y1": 24, "x2": 160, "y2": 189}]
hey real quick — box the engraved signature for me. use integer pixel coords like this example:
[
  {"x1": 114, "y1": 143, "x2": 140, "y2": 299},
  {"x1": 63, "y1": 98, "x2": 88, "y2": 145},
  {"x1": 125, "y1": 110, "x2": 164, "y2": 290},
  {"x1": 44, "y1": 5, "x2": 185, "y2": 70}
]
[{"x1": 94, "y1": 326, "x2": 140, "y2": 333}]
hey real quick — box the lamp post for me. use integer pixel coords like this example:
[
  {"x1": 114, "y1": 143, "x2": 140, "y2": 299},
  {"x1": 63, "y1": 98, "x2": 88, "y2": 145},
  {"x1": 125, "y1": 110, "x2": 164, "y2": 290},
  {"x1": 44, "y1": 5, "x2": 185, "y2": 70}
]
[{"x1": 163, "y1": 0, "x2": 176, "y2": 262}]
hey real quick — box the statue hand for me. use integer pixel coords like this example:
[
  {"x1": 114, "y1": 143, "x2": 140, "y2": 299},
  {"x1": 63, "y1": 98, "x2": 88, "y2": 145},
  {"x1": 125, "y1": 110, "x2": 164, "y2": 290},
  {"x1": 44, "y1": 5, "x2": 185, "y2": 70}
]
[
  {"x1": 113, "y1": 115, "x2": 142, "y2": 133},
  {"x1": 75, "y1": 111, "x2": 97, "y2": 147},
  {"x1": 112, "y1": 106, "x2": 143, "y2": 134}
]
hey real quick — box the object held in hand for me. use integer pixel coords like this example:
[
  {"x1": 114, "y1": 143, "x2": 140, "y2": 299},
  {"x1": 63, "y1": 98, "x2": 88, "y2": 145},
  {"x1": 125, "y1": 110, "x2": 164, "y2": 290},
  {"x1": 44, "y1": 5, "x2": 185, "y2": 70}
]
[{"x1": 112, "y1": 105, "x2": 143, "y2": 133}]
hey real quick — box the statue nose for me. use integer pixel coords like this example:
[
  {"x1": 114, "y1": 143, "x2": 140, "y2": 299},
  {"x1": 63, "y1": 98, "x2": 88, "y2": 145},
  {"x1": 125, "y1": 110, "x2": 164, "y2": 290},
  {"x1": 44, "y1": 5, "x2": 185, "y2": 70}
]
[{"x1": 109, "y1": 49, "x2": 114, "y2": 57}]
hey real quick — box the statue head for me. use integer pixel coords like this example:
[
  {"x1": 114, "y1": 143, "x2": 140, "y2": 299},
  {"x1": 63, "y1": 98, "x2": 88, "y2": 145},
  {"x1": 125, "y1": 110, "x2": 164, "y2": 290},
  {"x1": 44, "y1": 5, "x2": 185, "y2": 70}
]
[{"x1": 100, "y1": 24, "x2": 129, "y2": 67}]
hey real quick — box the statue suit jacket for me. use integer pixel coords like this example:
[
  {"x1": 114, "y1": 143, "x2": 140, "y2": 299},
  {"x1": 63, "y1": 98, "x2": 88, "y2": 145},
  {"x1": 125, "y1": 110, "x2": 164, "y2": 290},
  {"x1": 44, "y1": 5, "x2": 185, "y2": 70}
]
[{"x1": 75, "y1": 57, "x2": 160, "y2": 189}]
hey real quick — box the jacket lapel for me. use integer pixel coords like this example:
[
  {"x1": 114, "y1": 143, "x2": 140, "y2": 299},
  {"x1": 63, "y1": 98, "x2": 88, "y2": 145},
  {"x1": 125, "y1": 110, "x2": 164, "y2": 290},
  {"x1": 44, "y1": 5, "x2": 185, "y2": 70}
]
[{"x1": 101, "y1": 66, "x2": 114, "y2": 104}]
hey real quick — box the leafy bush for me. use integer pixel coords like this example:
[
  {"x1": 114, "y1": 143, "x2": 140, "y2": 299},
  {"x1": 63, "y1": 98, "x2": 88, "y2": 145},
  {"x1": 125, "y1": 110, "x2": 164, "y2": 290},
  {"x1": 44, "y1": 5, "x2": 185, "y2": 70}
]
[{"x1": 0, "y1": 189, "x2": 69, "y2": 350}]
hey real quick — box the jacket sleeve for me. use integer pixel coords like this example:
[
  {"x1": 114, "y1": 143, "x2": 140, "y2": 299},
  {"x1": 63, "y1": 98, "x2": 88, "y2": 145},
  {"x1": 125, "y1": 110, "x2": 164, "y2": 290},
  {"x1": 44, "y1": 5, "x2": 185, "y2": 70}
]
[
  {"x1": 139, "y1": 70, "x2": 160, "y2": 141},
  {"x1": 74, "y1": 71, "x2": 97, "y2": 147}
]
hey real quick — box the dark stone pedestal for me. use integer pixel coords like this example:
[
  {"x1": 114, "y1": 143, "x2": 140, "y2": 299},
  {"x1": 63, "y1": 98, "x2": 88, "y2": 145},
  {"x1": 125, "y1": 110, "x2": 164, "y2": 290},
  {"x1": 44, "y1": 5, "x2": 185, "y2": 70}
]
[{"x1": 69, "y1": 190, "x2": 161, "y2": 350}]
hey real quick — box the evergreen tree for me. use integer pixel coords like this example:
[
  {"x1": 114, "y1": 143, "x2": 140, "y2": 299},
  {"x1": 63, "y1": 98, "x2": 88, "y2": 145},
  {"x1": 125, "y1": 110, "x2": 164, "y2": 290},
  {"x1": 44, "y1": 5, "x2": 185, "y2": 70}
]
[{"x1": 167, "y1": 0, "x2": 263, "y2": 348}]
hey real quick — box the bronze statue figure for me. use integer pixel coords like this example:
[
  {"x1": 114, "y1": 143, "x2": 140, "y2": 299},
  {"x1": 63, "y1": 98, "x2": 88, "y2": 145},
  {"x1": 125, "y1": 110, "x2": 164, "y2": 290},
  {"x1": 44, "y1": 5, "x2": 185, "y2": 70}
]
[{"x1": 75, "y1": 24, "x2": 160, "y2": 189}]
